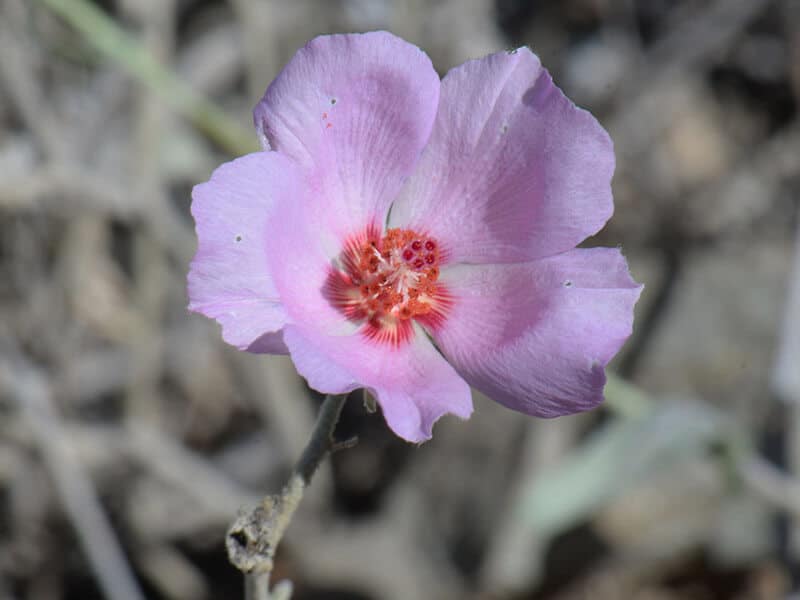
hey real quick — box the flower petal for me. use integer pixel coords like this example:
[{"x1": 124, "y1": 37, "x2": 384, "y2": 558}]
[
  {"x1": 253, "y1": 31, "x2": 440, "y2": 242},
  {"x1": 432, "y1": 248, "x2": 642, "y2": 416},
  {"x1": 264, "y1": 178, "x2": 355, "y2": 338},
  {"x1": 188, "y1": 152, "x2": 303, "y2": 350},
  {"x1": 283, "y1": 324, "x2": 473, "y2": 443},
  {"x1": 390, "y1": 48, "x2": 614, "y2": 263}
]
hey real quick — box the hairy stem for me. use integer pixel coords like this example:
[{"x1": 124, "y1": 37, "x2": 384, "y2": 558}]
[
  {"x1": 227, "y1": 394, "x2": 351, "y2": 599},
  {"x1": 296, "y1": 393, "x2": 351, "y2": 483}
]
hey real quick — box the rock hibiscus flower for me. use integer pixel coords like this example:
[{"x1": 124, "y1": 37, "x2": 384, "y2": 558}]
[{"x1": 188, "y1": 31, "x2": 641, "y2": 442}]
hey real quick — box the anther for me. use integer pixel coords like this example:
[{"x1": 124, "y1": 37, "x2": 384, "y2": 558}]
[{"x1": 327, "y1": 227, "x2": 446, "y2": 345}]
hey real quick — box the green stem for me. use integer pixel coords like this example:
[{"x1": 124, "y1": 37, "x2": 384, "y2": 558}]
[{"x1": 35, "y1": 0, "x2": 256, "y2": 155}]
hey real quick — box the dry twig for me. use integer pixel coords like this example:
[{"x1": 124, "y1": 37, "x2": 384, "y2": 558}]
[{"x1": 1, "y1": 358, "x2": 146, "y2": 600}]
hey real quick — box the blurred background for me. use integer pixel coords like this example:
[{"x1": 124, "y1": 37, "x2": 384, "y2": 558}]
[{"x1": 1, "y1": 0, "x2": 799, "y2": 598}]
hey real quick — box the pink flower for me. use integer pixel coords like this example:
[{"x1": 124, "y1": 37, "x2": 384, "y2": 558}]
[{"x1": 188, "y1": 31, "x2": 642, "y2": 442}]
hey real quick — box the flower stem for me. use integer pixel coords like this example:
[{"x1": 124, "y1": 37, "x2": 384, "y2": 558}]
[
  {"x1": 244, "y1": 573, "x2": 269, "y2": 600},
  {"x1": 296, "y1": 393, "x2": 353, "y2": 482},
  {"x1": 227, "y1": 394, "x2": 351, "y2": 599}
]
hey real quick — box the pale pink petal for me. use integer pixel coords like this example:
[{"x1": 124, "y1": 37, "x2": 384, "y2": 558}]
[
  {"x1": 264, "y1": 179, "x2": 354, "y2": 338},
  {"x1": 390, "y1": 48, "x2": 614, "y2": 263},
  {"x1": 281, "y1": 327, "x2": 360, "y2": 394},
  {"x1": 253, "y1": 31, "x2": 440, "y2": 242},
  {"x1": 283, "y1": 324, "x2": 473, "y2": 442},
  {"x1": 188, "y1": 152, "x2": 303, "y2": 350},
  {"x1": 432, "y1": 249, "x2": 641, "y2": 416}
]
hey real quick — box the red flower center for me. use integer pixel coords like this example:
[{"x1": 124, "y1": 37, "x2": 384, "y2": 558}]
[{"x1": 324, "y1": 227, "x2": 450, "y2": 346}]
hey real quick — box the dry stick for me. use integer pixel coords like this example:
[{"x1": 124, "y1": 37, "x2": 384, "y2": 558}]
[
  {"x1": 610, "y1": 0, "x2": 770, "y2": 155},
  {"x1": 125, "y1": 0, "x2": 174, "y2": 430},
  {"x1": 233, "y1": 355, "x2": 324, "y2": 496},
  {"x1": 226, "y1": 394, "x2": 352, "y2": 600},
  {"x1": 774, "y1": 221, "x2": 800, "y2": 567},
  {"x1": 774, "y1": 220, "x2": 800, "y2": 407},
  {"x1": 2, "y1": 361, "x2": 146, "y2": 600},
  {"x1": 739, "y1": 456, "x2": 800, "y2": 520},
  {"x1": 0, "y1": 0, "x2": 70, "y2": 161}
]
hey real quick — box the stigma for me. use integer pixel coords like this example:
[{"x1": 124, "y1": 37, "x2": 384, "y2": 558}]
[{"x1": 324, "y1": 227, "x2": 450, "y2": 346}]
